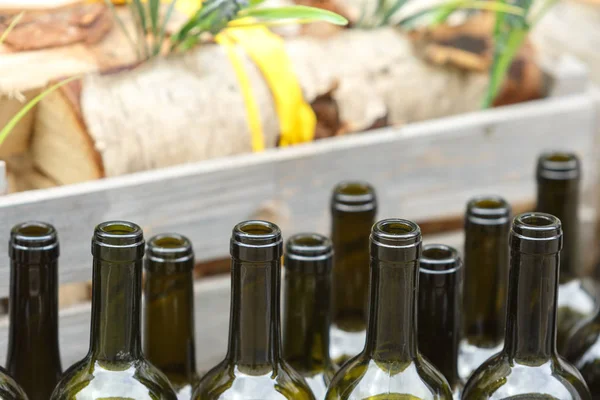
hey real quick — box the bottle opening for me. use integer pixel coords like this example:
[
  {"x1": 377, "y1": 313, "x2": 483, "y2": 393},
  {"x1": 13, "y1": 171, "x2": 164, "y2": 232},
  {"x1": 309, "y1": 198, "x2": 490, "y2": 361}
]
[
  {"x1": 420, "y1": 244, "x2": 461, "y2": 273},
  {"x1": 511, "y1": 212, "x2": 563, "y2": 254},
  {"x1": 331, "y1": 181, "x2": 377, "y2": 212},
  {"x1": 231, "y1": 220, "x2": 283, "y2": 262},
  {"x1": 370, "y1": 219, "x2": 422, "y2": 262},
  {"x1": 146, "y1": 233, "x2": 193, "y2": 265},
  {"x1": 10, "y1": 222, "x2": 59, "y2": 261},
  {"x1": 537, "y1": 151, "x2": 580, "y2": 180},
  {"x1": 466, "y1": 195, "x2": 510, "y2": 225},
  {"x1": 286, "y1": 233, "x2": 333, "y2": 259},
  {"x1": 92, "y1": 221, "x2": 145, "y2": 261}
]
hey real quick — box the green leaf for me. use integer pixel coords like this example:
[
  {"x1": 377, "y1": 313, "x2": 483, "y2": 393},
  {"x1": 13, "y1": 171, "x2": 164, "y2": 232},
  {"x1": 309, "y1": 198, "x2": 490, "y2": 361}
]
[
  {"x1": 155, "y1": 0, "x2": 178, "y2": 57},
  {"x1": 380, "y1": 0, "x2": 409, "y2": 26},
  {"x1": 248, "y1": 0, "x2": 268, "y2": 7},
  {"x1": 104, "y1": 0, "x2": 140, "y2": 59},
  {"x1": 237, "y1": 5, "x2": 348, "y2": 25},
  {"x1": 0, "y1": 11, "x2": 24, "y2": 46},
  {"x1": 149, "y1": 0, "x2": 161, "y2": 40},
  {"x1": 0, "y1": 76, "x2": 81, "y2": 148},
  {"x1": 131, "y1": 0, "x2": 148, "y2": 33}
]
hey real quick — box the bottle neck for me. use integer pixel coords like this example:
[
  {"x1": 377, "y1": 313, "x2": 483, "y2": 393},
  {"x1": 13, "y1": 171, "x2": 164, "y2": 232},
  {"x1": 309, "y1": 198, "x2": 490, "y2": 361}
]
[
  {"x1": 90, "y1": 258, "x2": 142, "y2": 363},
  {"x1": 331, "y1": 210, "x2": 375, "y2": 332},
  {"x1": 7, "y1": 259, "x2": 62, "y2": 396},
  {"x1": 283, "y1": 270, "x2": 331, "y2": 374},
  {"x1": 536, "y1": 179, "x2": 579, "y2": 281},
  {"x1": 226, "y1": 259, "x2": 281, "y2": 372},
  {"x1": 504, "y1": 251, "x2": 558, "y2": 363},
  {"x1": 144, "y1": 269, "x2": 196, "y2": 385},
  {"x1": 463, "y1": 222, "x2": 509, "y2": 347},
  {"x1": 364, "y1": 260, "x2": 418, "y2": 362}
]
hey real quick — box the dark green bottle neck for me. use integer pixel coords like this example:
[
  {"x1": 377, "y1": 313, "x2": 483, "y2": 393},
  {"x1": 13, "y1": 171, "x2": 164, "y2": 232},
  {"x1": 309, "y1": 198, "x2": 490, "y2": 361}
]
[
  {"x1": 226, "y1": 259, "x2": 281, "y2": 371},
  {"x1": 6, "y1": 259, "x2": 62, "y2": 388},
  {"x1": 536, "y1": 178, "x2": 579, "y2": 281},
  {"x1": 331, "y1": 209, "x2": 375, "y2": 331},
  {"x1": 504, "y1": 251, "x2": 558, "y2": 363},
  {"x1": 90, "y1": 258, "x2": 142, "y2": 363},
  {"x1": 364, "y1": 260, "x2": 418, "y2": 362},
  {"x1": 463, "y1": 220, "x2": 509, "y2": 347},
  {"x1": 144, "y1": 268, "x2": 196, "y2": 383},
  {"x1": 283, "y1": 269, "x2": 332, "y2": 374}
]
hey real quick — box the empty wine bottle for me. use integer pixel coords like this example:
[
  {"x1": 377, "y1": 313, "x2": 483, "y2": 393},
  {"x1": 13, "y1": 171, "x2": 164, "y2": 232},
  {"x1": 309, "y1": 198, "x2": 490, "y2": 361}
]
[
  {"x1": 458, "y1": 196, "x2": 510, "y2": 382},
  {"x1": 563, "y1": 306, "x2": 600, "y2": 394},
  {"x1": 144, "y1": 233, "x2": 199, "y2": 399},
  {"x1": 536, "y1": 152, "x2": 597, "y2": 351},
  {"x1": 192, "y1": 220, "x2": 315, "y2": 400},
  {"x1": 283, "y1": 233, "x2": 336, "y2": 400},
  {"x1": 6, "y1": 222, "x2": 62, "y2": 400},
  {"x1": 461, "y1": 213, "x2": 591, "y2": 399},
  {"x1": 50, "y1": 221, "x2": 177, "y2": 399},
  {"x1": 418, "y1": 244, "x2": 463, "y2": 398},
  {"x1": 329, "y1": 182, "x2": 377, "y2": 366},
  {"x1": 0, "y1": 366, "x2": 27, "y2": 399},
  {"x1": 325, "y1": 219, "x2": 453, "y2": 399}
]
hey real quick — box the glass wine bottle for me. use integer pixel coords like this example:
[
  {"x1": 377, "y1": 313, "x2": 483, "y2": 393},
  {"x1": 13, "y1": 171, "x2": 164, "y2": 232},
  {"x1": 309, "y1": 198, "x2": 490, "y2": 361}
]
[
  {"x1": 325, "y1": 219, "x2": 453, "y2": 399},
  {"x1": 564, "y1": 307, "x2": 600, "y2": 396},
  {"x1": 536, "y1": 152, "x2": 597, "y2": 351},
  {"x1": 50, "y1": 221, "x2": 177, "y2": 399},
  {"x1": 458, "y1": 196, "x2": 510, "y2": 382},
  {"x1": 192, "y1": 220, "x2": 315, "y2": 400},
  {"x1": 283, "y1": 233, "x2": 337, "y2": 400},
  {"x1": 418, "y1": 244, "x2": 463, "y2": 398},
  {"x1": 461, "y1": 212, "x2": 591, "y2": 399},
  {"x1": 144, "y1": 233, "x2": 200, "y2": 399},
  {"x1": 6, "y1": 222, "x2": 63, "y2": 400},
  {"x1": 329, "y1": 182, "x2": 377, "y2": 366}
]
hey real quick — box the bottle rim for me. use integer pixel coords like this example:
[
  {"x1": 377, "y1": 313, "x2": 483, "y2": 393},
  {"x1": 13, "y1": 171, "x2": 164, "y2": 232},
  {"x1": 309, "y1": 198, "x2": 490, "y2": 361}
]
[
  {"x1": 230, "y1": 220, "x2": 283, "y2": 262},
  {"x1": 370, "y1": 219, "x2": 422, "y2": 262},
  {"x1": 10, "y1": 221, "x2": 59, "y2": 262},
  {"x1": 536, "y1": 151, "x2": 580, "y2": 181},
  {"x1": 465, "y1": 195, "x2": 511, "y2": 225},
  {"x1": 331, "y1": 181, "x2": 377, "y2": 212},
  {"x1": 92, "y1": 221, "x2": 145, "y2": 261},
  {"x1": 420, "y1": 244, "x2": 462, "y2": 274},
  {"x1": 284, "y1": 233, "x2": 333, "y2": 274},
  {"x1": 510, "y1": 212, "x2": 563, "y2": 254},
  {"x1": 146, "y1": 233, "x2": 194, "y2": 266}
]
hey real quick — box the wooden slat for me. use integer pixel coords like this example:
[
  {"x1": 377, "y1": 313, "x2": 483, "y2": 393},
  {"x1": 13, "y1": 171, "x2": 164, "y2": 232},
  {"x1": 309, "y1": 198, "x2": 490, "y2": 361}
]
[{"x1": 0, "y1": 89, "x2": 597, "y2": 297}]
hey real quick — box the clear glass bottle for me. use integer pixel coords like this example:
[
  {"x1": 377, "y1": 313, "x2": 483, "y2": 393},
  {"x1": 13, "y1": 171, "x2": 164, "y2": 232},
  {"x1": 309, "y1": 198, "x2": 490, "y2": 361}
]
[
  {"x1": 461, "y1": 213, "x2": 591, "y2": 399},
  {"x1": 325, "y1": 219, "x2": 453, "y2": 399},
  {"x1": 283, "y1": 233, "x2": 337, "y2": 400}
]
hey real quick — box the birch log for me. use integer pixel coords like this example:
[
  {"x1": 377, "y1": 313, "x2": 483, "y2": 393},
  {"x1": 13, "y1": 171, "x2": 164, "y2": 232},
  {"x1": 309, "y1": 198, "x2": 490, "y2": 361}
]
[{"x1": 32, "y1": 27, "x2": 495, "y2": 184}]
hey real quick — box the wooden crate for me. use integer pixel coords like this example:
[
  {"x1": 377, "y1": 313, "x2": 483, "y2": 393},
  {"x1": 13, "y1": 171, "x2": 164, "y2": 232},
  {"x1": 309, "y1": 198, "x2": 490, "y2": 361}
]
[{"x1": 0, "y1": 56, "x2": 598, "y2": 370}]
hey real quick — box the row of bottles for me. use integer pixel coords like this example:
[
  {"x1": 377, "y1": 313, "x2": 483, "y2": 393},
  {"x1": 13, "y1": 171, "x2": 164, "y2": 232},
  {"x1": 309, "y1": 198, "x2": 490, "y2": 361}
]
[{"x1": 1, "y1": 150, "x2": 599, "y2": 399}]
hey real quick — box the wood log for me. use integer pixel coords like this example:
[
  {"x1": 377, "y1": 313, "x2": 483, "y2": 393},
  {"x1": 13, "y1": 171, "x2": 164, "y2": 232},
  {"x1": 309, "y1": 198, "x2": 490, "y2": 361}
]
[{"x1": 31, "y1": 27, "x2": 508, "y2": 185}]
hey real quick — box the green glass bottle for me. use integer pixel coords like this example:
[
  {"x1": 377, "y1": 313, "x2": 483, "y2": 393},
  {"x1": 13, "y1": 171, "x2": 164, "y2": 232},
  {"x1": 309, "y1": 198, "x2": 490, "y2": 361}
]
[
  {"x1": 418, "y1": 244, "x2": 462, "y2": 398},
  {"x1": 461, "y1": 213, "x2": 591, "y2": 399},
  {"x1": 0, "y1": 366, "x2": 27, "y2": 400},
  {"x1": 325, "y1": 219, "x2": 453, "y2": 400},
  {"x1": 50, "y1": 221, "x2": 177, "y2": 400},
  {"x1": 6, "y1": 222, "x2": 62, "y2": 400},
  {"x1": 458, "y1": 196, "x2": 510, "y2": 382},
  {"x1": 330, "y1": 182, "x2": 377, "y2": 366},
  {"x1": 536, "y1": 152, "x2": 597, "y2": 352},
  {"x1": 564, "y1": 308, "x2": 600, "y2": 395},
  {"x1": 144, "y1": 234, "x2": 200, "y2": 399},
  {"x1": 192, "y1": 220, "x2": 315, "y2": 400},
  {"x1": 283, "y1": 233, "x2": 337, "y2": 400}
]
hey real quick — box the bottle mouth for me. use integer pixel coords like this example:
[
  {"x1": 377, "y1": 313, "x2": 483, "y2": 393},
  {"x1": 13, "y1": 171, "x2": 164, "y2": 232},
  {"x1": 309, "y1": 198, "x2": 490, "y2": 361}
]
[
  {"x1": 92, "y1": 221, "x2": 145, "y2": 261},
  {"x1": 331, "y1": 181, "x2": 377, "y2": 212},
  {"x1": 466, "y1": 195, "x2": 511, "y2": 225},
  {"x1": 537, "y1": 151, "x2": 580, "y2": 180},
  {"x1": 420, "y1": 244, "x2": 462, "y2": 274},
  {"x1": 285, "y1": 233, "x2": 333, "y2": 273},
  {"x1": 510, "y1": 212, "x2": 563, "y2": 254},
  {"x1": 370, "y1": 219, "x2": 421, "y2": 262},
  {"x1": 146, "y1": 233, "x2": 194, "y2": 268},
  {"x1": 10, "y1": 221, "x2": 59, "y2": 262},
  {"x1": 230, "y1": 220, "x2": 283, "y2": 262}
]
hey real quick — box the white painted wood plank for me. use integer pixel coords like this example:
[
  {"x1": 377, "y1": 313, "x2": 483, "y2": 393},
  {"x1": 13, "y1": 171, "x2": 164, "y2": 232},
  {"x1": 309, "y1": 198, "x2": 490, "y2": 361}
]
[{"x1": 0, "y1": 90, "x2": 597, "y2": 297}]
